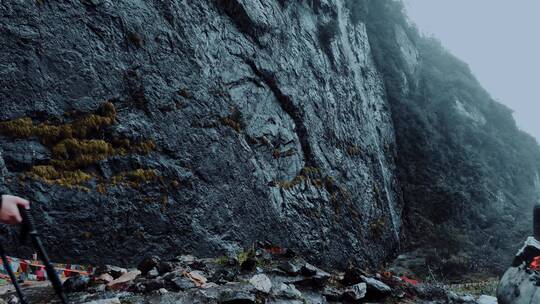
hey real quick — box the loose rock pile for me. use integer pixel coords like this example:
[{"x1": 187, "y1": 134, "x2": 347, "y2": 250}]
[{"x1": 2, "y1": 244, "x2": 495, "y2": 303}]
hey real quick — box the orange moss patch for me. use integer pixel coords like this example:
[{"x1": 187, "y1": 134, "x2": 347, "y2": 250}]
[
  {"x1": 276, "y1": 175, "x2": 306, "y2": 189},
  {"x1": 274, "y1": 167, "x2": 322, "y2": 190},
  {"x1": 221, "y1": 117, "x2": 241, "y2": 132},
  {"x1": 0, "y1": 102, "x2": 116, "y2": 145},
  {"x1": 0, "y1": 102, "x2": 158, "y2": 189},
  {"x1": 29, "y1": 165, "x2": 93, "y2": 188},
  {"x1": 370, "y1": 218, "x2": 386, "y2": 237},
  {"x1": 111, "y1": 169, "x2": 160, "y2": 188},
  {"x1": 51, "y1": 139, "x2": 114, "y2": 170},
  {"x1": 272, "y1": 148, "x2": 296, "y2": 159},
  {"x1": 220, "y1": 106, "x2": 243, "y2": 132},
  {"x1": 273, "y1": 166, "x2": 354, "y2": 216}
]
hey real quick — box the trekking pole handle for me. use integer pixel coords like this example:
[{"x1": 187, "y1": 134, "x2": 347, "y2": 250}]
[{"x1": 18, "y1": 206, "x2": 37, "y2": 235}]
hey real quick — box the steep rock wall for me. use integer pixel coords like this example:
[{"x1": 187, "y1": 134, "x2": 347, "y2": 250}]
[
  {"x1": 0, "y1": 0, "x2": 401, "y2": 268},
  {"x1": 363, "y1": 0, "x2": 540, "y2": 277}
]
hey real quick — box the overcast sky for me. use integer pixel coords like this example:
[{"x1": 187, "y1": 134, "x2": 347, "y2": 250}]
[{"x1": 403, "y1": 0, "x2": 540, "y2": 141}]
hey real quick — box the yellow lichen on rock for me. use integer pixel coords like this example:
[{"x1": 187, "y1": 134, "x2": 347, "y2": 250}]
[
  {"x1": 111, "y1": 169, "x2": 160, "y2": 187},
  {"x1": 30, "y1": 165, "x2": 93, "y2": 188},
  {"x1": 133, "y1": 139, "x2": 157, "y2": 154},
  {"x1": 0, "y1": 102, "x2": 117, "y2": 144},
  {"x1": 0, "y1": 102, "x2": 158, "y2": 189},
  {"x1": 0, "y1": 117, "x2": 35, "y2": 138},
  {"x1": 51, "y1": 139, "x2": 114, "y2": 170}
]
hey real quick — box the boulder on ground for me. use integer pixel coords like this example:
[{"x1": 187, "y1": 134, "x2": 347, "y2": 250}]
[
  {"x1": 278, "y1": 261, "x2": 300, "y2": 275},
  {"x1": 219, "y1": 289, "x2": 256, "y2": 304},
  {"x1": 274, "y1": 283, "x2": 302, "y2": 299},
  {"x1": 249, "y1": 274, "x2": 272, "y2": 293},
  {"x1": 95, "y1": 273, "x2": 114, "y2": 284},
  {"x1": 498, "y1": 237, "x2": 540, "y2": 304},
  {"x1": 478, "y1": 295, "x2": 498, "y2": 304},
  {"x1": 63, "y1": 274, "x2": 90, "y2": 293},
  {"x1": 107, "y1": 270, "x2": 141, "y2": 290},
  {"x1": 361, "y1": 275, "x2": 391, "y2": 298},
  {"x1": 137, "y1": 256, "x2": 161, "y2": 275},
  {"x1": 343, "y1": 282, "x2": 367, "y2": 302}
]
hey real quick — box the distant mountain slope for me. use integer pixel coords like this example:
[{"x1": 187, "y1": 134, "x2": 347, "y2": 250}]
[{"x1": 362, "y1": 0, "x2": 540, "y2": 277}]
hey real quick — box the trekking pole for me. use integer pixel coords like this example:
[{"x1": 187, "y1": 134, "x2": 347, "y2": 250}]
[
  {"x1": 0, "y1": 243, "x2": 28, "y2": 304},
  {"x1": 18, "y1": 206, "x2": 68, "y2": 304}
]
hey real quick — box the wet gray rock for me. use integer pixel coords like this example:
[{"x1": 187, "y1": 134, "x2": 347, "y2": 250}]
[
  {"x1": 97, "y1": 265, "x2": 127, "y2": 279},
  {"x1": 157, "y1": 261, "x2": 175, "y2": 275},
  {"x1": 321, "y1": 286, "x2": 342, "y2": 301},
  {"x1": 210, "y1": 266, "x2": 238, "y2": 284},
  {"x1": 289, "y1": 272, "x2": 331, "y2": 289},
  {"x1": 498, "y1": 238, "x2": 540, "y2": 304},
  {"x1": 342, "y1": 283, "x2": 367, "y2": 302},
  {"x1": 278, "y1": 261, "x2": 300, "y2": 275},
  {"x1": 267, "y1": 300, "x2": 303, "y2": 304},
  {"x1": 0, "y1": 250, "x2": 487, "y2": 304},
  {"x1": 288, "y1": 263, "x2": 331, "y2": 289},
  {"x1": 147, "y1": 268, "x2": 159, "y2": 279},
  {"x1": 170, "y1": 277, "x2": 197, "y2": 291},
  {"x1": 249, "y1": 273, "x2": 272, "y2": 293},
  {"x1": 138, "y1": 256, "x2": 161, "y2": 275},
  {"x1": 301, "y1": 263, "x2": 321, "y2": 276},
  {"x1": 497, "y1": 266, "x2": 539, "y2": 304},
  {"x1": 0, "y1": 0, "x2": 401, "y2": 271},
  {"x1": 274, "y1": 283, "x2": 303, "y2": 300},
  {"x1": 452, "y1": 294, "x2": 477, "y2": 304},
  {"x1": 219, "y1": 289, "x2": 256, "y2": 304},
  {"x1": 478, "y1": 295, "x2": 497, "y2": 304},
  {"x1": 361, "y1": 275, "x2": 391, "y2": 298},
  {"x1": 144, "y1": 277, "x2": 166, "y2": 292},
  {"x1": 1, "y1": 141, "x2": 50, "y2": 171},
  {"x1": 63, "y1": 274, "x2": 91, "y2": 293},
  {"x1": 341, "y1": 267, "x2": 368, "y2": 286}
]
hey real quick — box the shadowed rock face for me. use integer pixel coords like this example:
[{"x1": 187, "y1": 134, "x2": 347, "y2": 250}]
[
  {"x1": 0, "y1": 0, "x2": 401, "y2": 268},
  {"x1": 2, "y1": 0, "x2": 539, "y2": 278}
]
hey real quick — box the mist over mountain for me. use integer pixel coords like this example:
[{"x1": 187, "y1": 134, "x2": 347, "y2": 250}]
[{"x1": 405, "y1": 0, "x2": 540, "y2": 144}]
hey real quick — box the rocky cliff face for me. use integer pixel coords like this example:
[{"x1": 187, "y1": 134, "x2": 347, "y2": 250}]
[
  {"x1": 0, "y1": 0, "x2": 402, "y2": 269},
  {"x1": 1, "y1": 0, "x2": 538, "y2": 277}
]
